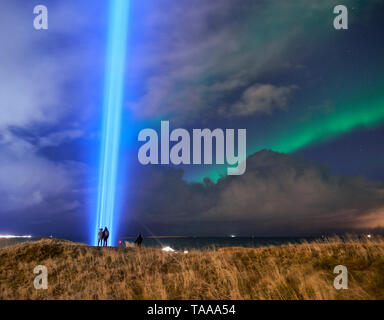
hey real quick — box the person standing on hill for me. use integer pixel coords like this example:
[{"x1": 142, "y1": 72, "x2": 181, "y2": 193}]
[
  {"x1": 134, "y1": 233, "x2": 143, "y2": 248},
  {"x1": 103, "y1": 227, "x2": 109, "y2": 247},
  {"x1": 97, "y1": 228, "x2": 103, "y2": 247}
]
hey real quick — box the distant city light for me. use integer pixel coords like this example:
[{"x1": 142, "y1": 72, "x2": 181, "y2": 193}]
[
  {"x1": 0, "y1": 235, "x2": 32, "y2": 239},
  {"x1": 162, "y1": 246, "x2": 175, "y2": 252},
  {"x1": 230, "y1": 234, "x2": 236, "y2": 238}
]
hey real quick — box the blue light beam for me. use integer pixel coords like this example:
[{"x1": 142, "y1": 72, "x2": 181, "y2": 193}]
[{"x1": 94, "y1": 0, "x2": 130, "y2": 246}]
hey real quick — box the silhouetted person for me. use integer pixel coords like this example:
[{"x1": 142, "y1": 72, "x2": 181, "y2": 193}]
[
  {"x1": 134, "y1": 233, "x2": 143, "y2": 248},
  {"x1": 103, "y1": 227, "x2": 109, "y2": 247},
  {"x1": 97, "y1": 228, "x2": 103, "y2": 247}
]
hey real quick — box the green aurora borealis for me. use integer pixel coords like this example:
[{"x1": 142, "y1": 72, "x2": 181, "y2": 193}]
[
  {"x1": 177, "y1": 0, "x2": 384, "y2": 183},
  {"x1": 186, "y1": 82, "x2": 384, "y2": 183}
]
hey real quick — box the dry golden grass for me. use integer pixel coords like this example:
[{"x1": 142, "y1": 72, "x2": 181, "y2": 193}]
[{"x1": 1, "y1": 237, "x2": 384, "y2": 300}]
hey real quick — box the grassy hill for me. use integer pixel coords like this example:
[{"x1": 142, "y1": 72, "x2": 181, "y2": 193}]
[{"x1": 0, "y1": 237, "x2": 383, "y2": 300}]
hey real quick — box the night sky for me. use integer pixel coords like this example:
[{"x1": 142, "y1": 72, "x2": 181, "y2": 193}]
[{"x1": 1, "y1": 0, "x2": 384, "y2": 242}]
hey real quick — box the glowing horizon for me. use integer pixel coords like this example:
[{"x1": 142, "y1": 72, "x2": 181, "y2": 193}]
[
  {"x1": 93, "y1": 0, "x2": 130, "y2": 246},
  {"x1": 0, "y1": 235, "x2": 32, "y2": 239}
]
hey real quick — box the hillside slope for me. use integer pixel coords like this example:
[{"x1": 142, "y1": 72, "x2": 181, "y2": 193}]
[{"x1": 0, "y1": 238, "x2": 383, "y2": 299}]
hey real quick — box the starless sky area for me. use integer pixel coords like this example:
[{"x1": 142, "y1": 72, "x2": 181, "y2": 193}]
[{"x1": 1, "y1": 0, "x2": 384, "y2": 241}]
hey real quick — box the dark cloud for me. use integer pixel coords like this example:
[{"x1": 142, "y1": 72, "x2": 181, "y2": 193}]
[
  {"x1": 0, "y1": 131, "x2": 86, "y2": 212},
  {"x1": 0, "y1": 129, "x2": 89, "y2": 237},
  {"x1": 0, "y1": 1, "x2": 103, "y2": 131},
  {"x1": 120, "y1": 150, "x2": 384, "y2": 236},
  {"x1": 2, "y1": 143, "x2": 384, "y2": 238},
  {"x1": 219, "y1": 84, "x2": 298, "y2": 117},
  {"x1": 126, "y1": 0, "x2": 368, "y2": 124},
  {"x1": 0, "y1": 1, "x2": 103, "y2": 231},
  {"x1": 127, "y1": 0, "x2": 307, "y2": 123}
]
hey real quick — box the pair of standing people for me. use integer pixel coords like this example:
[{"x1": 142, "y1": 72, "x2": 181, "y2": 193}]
[{"x1": 98, "y1": 227, "x2": 109, "y2": 247}]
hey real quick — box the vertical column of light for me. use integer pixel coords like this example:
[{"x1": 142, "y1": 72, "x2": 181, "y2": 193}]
[{"x1": 94, "y1": 0, "x2": 130, "y2": 246}]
